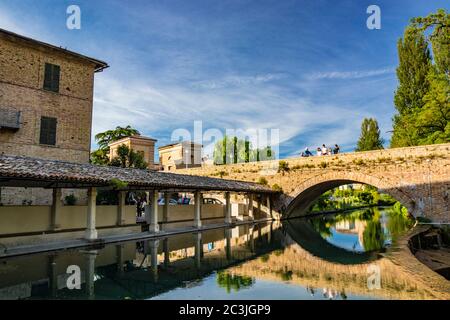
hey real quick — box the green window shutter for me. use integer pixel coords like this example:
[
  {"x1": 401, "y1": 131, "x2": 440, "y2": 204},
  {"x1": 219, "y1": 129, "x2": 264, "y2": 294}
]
[
  {"x1": 39, "y1": 117, "x2": 57, "y2": 145},
  {"x1": 52, "y1": 64, "x2": 60, "y2": 92},
  {"x1": 43, "y1": 63, "x2": 60, "y2": 93}
]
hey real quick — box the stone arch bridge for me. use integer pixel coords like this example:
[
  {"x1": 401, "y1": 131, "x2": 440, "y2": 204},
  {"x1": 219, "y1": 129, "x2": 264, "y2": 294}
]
[{"x1": 178, "y1": 143, "x2": 450, "y2": 223}]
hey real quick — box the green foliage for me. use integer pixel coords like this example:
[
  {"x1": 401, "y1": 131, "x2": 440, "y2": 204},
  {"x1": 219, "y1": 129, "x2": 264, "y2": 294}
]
[
  {"x1": 64, "y1": 194, "x2": 77, "y2": 206},
  {"x1": 362, "y1": 218, "x2": 385, "y2": 252},
  {"x1": 278, "y1": 160, "x2": 289, "y2": 173},
  {"x1": 90, "y1": 148, "x2": 109, "y2": 165},
  {"x1": 319, "y1": 161, "x2": 327, "y2": 168},
  {"x1": 308, "y1": 185, "x2": 397, "y2": 213},
  {"x1": 216, "y1": 272, "x2": 254, "y2": 294},
  {"x1": 94, "y1": 125, "x2": 140, "y2": 150},
  {"x1": 257, "y1": 177, "x2": 268, "y2": 185},
  {"x1": 355, "y1": 118, "x2": 384, "y2": 151},
  {"x1": 90, "y1": 125, "x2": 143, "y2": 167},
  {"x1": 278, "y1": 270, "x2": 293, "y2": 281},
  {"x1": 410, "y1": 9, "x2": 449, "y2": 75},
  {"x1": 271, "y1": 184, "x2": 283, "y2": 193},
  {"x1": 415, "y1": 68, "x2": 450, "y2": 144},
  {"x1": 391, "y1": 9, "x2": 450, "y2": 147},
  {"x1": 109, "y1": 178, "x2": 129, "y2": 190},
  {"x1": 109, "y1": 144, "x2": 148, "y2": 169},
  {"x1": 213, "y1": 135, "x2": 275, "y2": 165}
]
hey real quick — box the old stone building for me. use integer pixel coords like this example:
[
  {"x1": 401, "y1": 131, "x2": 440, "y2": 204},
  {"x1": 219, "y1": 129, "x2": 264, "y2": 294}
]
[
  {"x1": 108, "y1": 135, "x2": 158, "y2": 170},
  {"x1": 0, "y1": 28, "x2": 108, "y2": 205},
  {"x1": 159, "y1": 141, "x2": 202, "y2": 171}
]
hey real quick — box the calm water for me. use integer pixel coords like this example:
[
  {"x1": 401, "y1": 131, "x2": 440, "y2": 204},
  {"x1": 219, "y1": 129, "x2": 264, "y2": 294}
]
[{"x1": 0, "y1": 206, "x2": 419, "y2": 300}]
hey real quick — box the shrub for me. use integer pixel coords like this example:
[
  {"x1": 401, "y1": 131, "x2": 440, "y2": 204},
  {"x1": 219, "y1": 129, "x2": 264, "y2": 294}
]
[
  {"x1": 278, "y1": 160, "x2": 290, "y2": 173},
  {"x1": 272, "y1": 184, "x2": 283, "y2": 193},
  {"x1": 257, "y1": 177, "x2": 268, "y2": 185},
  {"x1": 64, "y1": 194, "x2": 77, "y2": 206},
  {"x1": 352, "y1": 159, "x2": 365, "y2": 166},
  {"x1": 319, "y1": 161, "x2": 328, "y2": 168}
]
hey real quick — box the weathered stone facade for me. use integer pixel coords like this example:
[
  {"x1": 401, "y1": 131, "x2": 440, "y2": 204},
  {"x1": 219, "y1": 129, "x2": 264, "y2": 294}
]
[
  {"x1": 177, "y1": 143, "x2": 450, "y2": 223},
  {"x1": 0, "y1": 29, "x2": 107, "y2": 205}
]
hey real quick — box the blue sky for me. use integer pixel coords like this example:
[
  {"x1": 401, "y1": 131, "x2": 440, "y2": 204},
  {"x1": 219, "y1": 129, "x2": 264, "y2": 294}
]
[{"x1": 0, "y1": 0, "x2": 446, "y2": 158}]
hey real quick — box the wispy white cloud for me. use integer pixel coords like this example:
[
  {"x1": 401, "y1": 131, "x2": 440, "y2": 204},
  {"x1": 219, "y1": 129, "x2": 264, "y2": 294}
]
[
  {"x1": 307, "y1": 67, "x2": 395, "y2": 80},
  {"x1": 191, "y1": 73, "x2": 287, "y2": 89},
  {"x1": 93, "y1": 74, "x2": 364, "y2": 158}
]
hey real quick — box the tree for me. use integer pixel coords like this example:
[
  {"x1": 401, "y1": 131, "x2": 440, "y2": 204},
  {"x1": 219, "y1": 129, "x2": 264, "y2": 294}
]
[
  {"x1": 90, "y1": 125, "x2": 141, "y2": 165},
  {"x1": 415, "y1": 68, "x2": 450, "y2": 144},
  {"x1": 391, "y1": 9, "x2": 449, "y2": 147},
  {"x1": 109, "y1": 144, "x2": 148, "y2": 169},
  {"x1": 409, "y1": 9, "x2": 450, "y2": 144},
  {"x1": 356, "y1": 118, "x2": 384, "y2": 151},
  {"x1": 391, "y1": 27, "x2": 432, "y2": 147},
  {"x1": 94, "y1": 125, "x2": 140, "y2": 150},
  {"x1": 411, "y1": 9, "x2": 449, "y2": 76},
  {"x1": 213, "y1": 136, "x2": 274, "y2": 165},
  {"x1": 90, "y1": 148, "x2": 109, "y2": 165}
]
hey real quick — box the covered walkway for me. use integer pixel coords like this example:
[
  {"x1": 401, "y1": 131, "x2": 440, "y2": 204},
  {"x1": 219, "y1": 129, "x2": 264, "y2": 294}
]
[{"x1": 0, "y1": 155, "x2": 276, "y2": 248}]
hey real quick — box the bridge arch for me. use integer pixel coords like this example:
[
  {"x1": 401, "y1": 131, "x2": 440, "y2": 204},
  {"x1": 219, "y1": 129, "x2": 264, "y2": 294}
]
[{"x1": 283, "y1": 171, "x2": 417, "y2": 219}]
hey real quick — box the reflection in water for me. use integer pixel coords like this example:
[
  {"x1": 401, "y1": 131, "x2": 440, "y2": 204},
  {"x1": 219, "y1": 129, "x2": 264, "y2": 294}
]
[
  {"x1": 308, "y1": 206, "x2": 414, "y2": 253},
  {"x1": 0, "y1": 209, "x2": 448, "y2": 300}
]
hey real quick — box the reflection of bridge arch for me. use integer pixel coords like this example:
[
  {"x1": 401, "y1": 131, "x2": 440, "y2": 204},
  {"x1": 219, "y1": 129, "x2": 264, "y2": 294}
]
[
  {"x1": 283, "y1": 218, "x2": 378, "y2": 265},
  {"x1": 284, "y1": 171, "x2": 416, "y2": 219}
]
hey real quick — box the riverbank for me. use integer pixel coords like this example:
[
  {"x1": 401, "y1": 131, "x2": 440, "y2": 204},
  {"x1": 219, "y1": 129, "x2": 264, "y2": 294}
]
[
  {"x1": 409, "y1": 225, "x2": 450, "y2": 280},
  {"x1": 384, "y1": 224, "x2": 450, "y2": 298}
]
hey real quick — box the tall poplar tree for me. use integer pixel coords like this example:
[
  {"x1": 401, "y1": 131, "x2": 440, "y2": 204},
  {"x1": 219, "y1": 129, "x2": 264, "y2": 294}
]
[
  {"x1": 391, "y1": 27, "x2": 432, "y2": 147},
  {"x1": 356, "y1": 118, "x2": 384, "y2": 151}
]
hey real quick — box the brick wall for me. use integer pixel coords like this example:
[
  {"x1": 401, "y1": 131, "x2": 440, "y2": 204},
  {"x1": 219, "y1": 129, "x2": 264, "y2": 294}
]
[{"x1": 0, "y1": 33, "x2": 101, "y2": 205}]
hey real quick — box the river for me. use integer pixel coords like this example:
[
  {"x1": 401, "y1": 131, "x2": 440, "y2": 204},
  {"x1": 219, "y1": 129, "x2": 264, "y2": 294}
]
[{"x1": 0, "y1": 206, "x2": 448, "y2": 300}]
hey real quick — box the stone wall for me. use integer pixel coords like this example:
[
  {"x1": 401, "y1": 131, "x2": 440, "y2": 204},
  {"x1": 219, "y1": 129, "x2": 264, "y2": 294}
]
[{"x1": 177, "y1": 143, "x2": 450, "y2": 223}]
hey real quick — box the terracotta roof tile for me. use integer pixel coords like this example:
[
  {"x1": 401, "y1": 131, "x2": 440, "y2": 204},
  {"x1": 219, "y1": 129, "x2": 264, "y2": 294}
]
[{"x1": 0, "y1": 155, "x2": 274, "y2": 193}]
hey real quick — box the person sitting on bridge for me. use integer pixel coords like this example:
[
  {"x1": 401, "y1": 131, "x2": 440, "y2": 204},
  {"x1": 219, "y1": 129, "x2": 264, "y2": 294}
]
[
  {"x1": 302, "y1": 147, "x2": 313, "y2": 157},
  {"x1": 321, "y1": 144, "x2": 328, "y2": 156},
  {"x1": 333, "y1": 144, "x2": 340, "y2": 154},
  {"x1": 316, "y1": 147, "x2": 322, "y2": 156}
]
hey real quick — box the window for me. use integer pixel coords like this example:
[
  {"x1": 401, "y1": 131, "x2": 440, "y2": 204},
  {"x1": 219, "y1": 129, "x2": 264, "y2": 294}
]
[
  {"x1": 43, "y1": 63, "x2": 60, "y2": 93},
  {"x1": 39, "y1": 117, "x2": 57, "y2": 145}
]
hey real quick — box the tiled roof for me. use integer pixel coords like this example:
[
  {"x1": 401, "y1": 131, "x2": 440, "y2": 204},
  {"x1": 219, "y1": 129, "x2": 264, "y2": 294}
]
[
  {"x1": 0, "y1": 28, "x2": 108, "y2": 72},
  {"x1": 0, "y1": 155, "x2": 274, "y2": 193}
]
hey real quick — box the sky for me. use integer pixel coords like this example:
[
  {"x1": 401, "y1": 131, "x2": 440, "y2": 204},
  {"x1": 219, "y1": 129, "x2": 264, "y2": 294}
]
[{"x1": 0, "y1": 0, "x2": 446, "y2": 159}]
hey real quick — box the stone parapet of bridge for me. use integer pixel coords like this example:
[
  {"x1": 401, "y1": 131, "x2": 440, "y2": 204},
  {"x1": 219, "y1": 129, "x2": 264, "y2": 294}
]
[{"x1": 177, "y1": 143, "x2": 450, "y2": 223}]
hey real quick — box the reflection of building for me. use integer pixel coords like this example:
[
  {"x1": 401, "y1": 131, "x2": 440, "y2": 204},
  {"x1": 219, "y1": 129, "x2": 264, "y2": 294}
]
[
  {"x1": 108, "y1": 135, "x2": 157, "y2": 169},
  {"x1": 0, "y1": 28, "x2": 108, "y2": 205},
  {"x1": 334, "y1": 220, "x2": 367, "y2": 248},
  {"x1": 159, "y1": 141, "x2": 202, "y2": 171}
]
